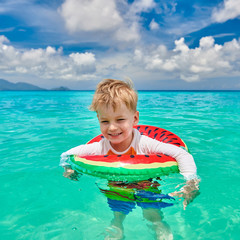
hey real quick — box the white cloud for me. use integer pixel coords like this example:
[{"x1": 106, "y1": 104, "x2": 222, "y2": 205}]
[
  {"x1": 1, "y1": 33, "x2": 240, "y2": 86},
  {"x1": 212, "y1": 0, "x2": 240, "y2": 23},
  {"x1": 173, "y1": 38, "x2": 189, "y2": 53},
  {"x1": 59, "y1": 0, "x2": 123, "y2": 32},
  {"x1": 59, "y1": 0, "x2": 156, "y2": 44},
  {"x1": 0, "y1": 35, "x2": 9, "y2": 44},
  {"x1": 149, "y1": 19, "x2": 159, "y2": 30},
  {"x1": 212, "y1": 33, "x2": 236, "y2": 38},
  {"x1": 128, "y1": 0, "x2": 156, "y2": 14},
  {"x1": 114, "y1": 22, "x2": 140, "y2": 43},
  {"x1": 0, "y1": 27, "x2": 15, "y2": 33},
  {"x1": 133, "y1": 36, "x2": 240, "y2": 82},
  {"x1": 70, "y1": 52, "x2": 95, "y2": 66},
  {"x1": 0, "y1": 35, "x2": 96, "y2": 80}
]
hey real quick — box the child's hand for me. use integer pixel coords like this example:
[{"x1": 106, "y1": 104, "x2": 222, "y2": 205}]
[
  {"x1": 63, "y1": 167, "x2": 80, "y2": 181},
  {"x1": 169, "y1": 179, "x2": 200, "y2": 210}
]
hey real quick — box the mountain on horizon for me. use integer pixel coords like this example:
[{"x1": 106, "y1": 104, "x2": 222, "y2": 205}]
[{"x1": 0, "y1": 79, "x2": 70, "y2": 91}]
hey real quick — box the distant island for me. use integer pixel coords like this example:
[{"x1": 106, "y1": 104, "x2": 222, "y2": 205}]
[{"x1": 0, "y1": 79, "x2": 71, "y2": 91}]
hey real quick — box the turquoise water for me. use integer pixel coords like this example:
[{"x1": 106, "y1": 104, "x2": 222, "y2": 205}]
[{"x1": 1, "y1": 90, "x2": 240, "y2": 240}]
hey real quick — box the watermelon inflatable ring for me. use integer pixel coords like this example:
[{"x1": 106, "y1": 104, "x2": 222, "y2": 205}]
[{"x1": 69, "y1": 125, "x2": 188, "y2": 181}]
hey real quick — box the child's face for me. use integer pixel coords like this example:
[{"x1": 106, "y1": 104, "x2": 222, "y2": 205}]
[{"x1": 97, "y1": 103, "x2": 139, "y2": 152}]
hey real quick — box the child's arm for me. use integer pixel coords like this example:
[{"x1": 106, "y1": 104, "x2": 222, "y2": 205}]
[
  {"x1": 160, "y1": 144, "x2": 197, "y2": 179},
  {"x1": 141, "y1": 136, "x2": 200, "y2": 209},
  {"x1": 169, "y1": 178, "x2": 200, "y2": 210},
  {"x1": 155, "y1": 143, "x2": 200, "y2": 209},
  {"x1": 141, "y1": 136, "x2": 197, "y2": 179},
  {"x1": 63, "y1": 166, "x2": 80, "y2": 181},
  {"x1": 60, "y1": 142, "x2": 102, "y2": 180}
]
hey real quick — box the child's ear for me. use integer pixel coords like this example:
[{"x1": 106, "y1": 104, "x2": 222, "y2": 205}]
[{"x1": 133, "y1": 111, "x2": 139, "y2": 125}]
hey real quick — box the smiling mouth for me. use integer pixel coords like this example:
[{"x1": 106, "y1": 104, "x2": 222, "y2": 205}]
[{"x1": 109, "y1": 132, "x2": 122, "y2": 137}]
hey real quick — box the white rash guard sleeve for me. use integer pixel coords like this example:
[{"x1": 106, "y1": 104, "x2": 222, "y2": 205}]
[
  {"x1": 135, "y1": 132, "x2": 197, "y2": 179},
  {"x1": 60, "y1": 129, "x2": 197, "y2": 179},
  {"x1": 60, "y1": 142, "x2": 103, "y2": 167}
]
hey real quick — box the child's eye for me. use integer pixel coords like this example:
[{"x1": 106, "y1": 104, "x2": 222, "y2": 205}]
[
  {"x1": 101, "y1": 120, "x2": 109, "y2": 123},
  {"x1": 117, "y1": 119, "x2": 125, "y2": 121}
]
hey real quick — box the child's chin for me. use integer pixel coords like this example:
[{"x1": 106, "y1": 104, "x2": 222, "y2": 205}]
[
  {"x1": 109, "y1": 139, "x2": 122, "y2": 145},
  {"x1": 109, "y1": 138, "x2": 123, "y2": 146}
]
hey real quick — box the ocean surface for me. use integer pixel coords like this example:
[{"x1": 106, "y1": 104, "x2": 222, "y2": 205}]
[{"x1": 1, "y1": 90, "x2": 239, "y2": 240}]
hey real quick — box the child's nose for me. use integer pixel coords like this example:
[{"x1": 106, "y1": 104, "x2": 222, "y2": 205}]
[{"x1": 109, "y1": 123, "x2": 117, "y2": 131}]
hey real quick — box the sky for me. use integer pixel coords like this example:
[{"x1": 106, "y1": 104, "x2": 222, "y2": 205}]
[{"x1": 0, "y1": 0, "x2": 240, "y2": 90}]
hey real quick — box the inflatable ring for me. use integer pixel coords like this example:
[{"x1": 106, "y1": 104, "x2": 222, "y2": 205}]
[{"x1": 69, "y1": 125, "x2": 188, "y2": 181}]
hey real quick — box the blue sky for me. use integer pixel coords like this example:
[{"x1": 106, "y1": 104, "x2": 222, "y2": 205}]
[{"x1": 0, "y1": 0, "x2": 240, "y2": 90}]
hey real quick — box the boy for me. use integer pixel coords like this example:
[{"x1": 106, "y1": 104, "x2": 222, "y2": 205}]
[{"x1": 60, "y1": 79, "x2": 199, "y2": 240}]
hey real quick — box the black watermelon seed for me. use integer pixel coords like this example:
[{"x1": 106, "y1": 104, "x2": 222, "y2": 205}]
[
  {"x1": 161, "y1": 130, "x2": 167, "y2": 133},
  {"x1": 154, "y1": 128, "x2": 159, "y2": 132},
  {"x1": 167, "y1": 134, "x2": 174, "y2": 136},
  {"x1": 145, "y1": 155, "x2": 150, "y2": 157},
  {"x1": 171, "y1": 138, "x2": 178, "y2": 140},
  {"x1": 174, "y1": 143, "x2": 180, "y2": 146},
  {"x1": 162, "y1": 137, "x2": 168, "y2": 141},
  {"x1": 104, "y1": 155, "x2": 108, "y2": 157},
  {"x1": 148, "y1": 130, "x2": 152, "y2": 135},
  {"x1": 101, "y1": 136, "x2": 104, "y2": 138},
  {"x1": 154, "y1": 133, "x2": 158, "y2": 139},
  {"x1": 130, "y1": 155, "x2": 135, "y2": 158},
  {"x1": 156, "y1": 154, "x2": 162, "y2": 157},
  {"x1": 160, "y1": 133, "x2": 165, "y2": 138},
  {"x1": 117, "y1": 155, "x2": 122, "y2": 157},
  {"x1": 167, "y1": 140, "x2": 173, "y2": 143},
  {"x1": 140, "y1": 132, "x2": 143, "y2": 135},
  {"x1": 137, "y1": 126, "x2": 140, "y2": 130},
  {"x1": 145, "y1": 126, "x2": 149, "y2": 131}
]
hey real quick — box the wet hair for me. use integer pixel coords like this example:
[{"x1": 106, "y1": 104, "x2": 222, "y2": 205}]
[{"x1": 90, "y1": 79, "x2": 138, "y2": 112}]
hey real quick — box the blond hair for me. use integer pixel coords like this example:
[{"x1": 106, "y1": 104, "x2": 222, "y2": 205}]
[{"x1": 90, "y1": 79, "x2": 138, "y2": 112}]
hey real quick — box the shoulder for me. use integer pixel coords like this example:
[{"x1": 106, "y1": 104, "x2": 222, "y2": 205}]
[
  {"x1": 65, "y1": 141, "x2": 103, "y2": 156},
  {"x1": 132, "y1": 129, "x2": 159, "y2": 153},
  {"x1": 138, "y1": 131, "x2": 157, "y2": 144}
]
